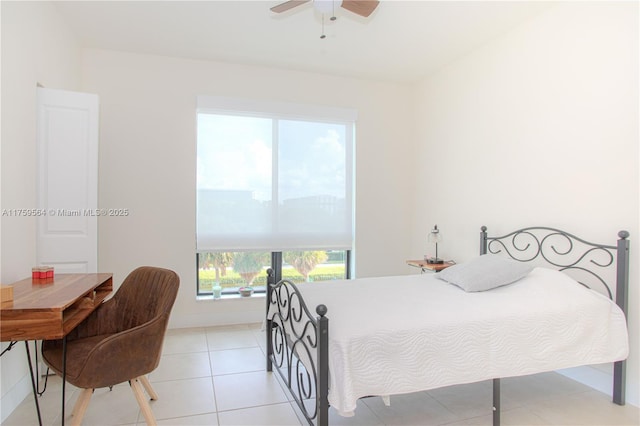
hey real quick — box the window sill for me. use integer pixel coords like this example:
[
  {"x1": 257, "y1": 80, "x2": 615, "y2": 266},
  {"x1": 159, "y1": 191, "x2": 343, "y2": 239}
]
[{"x1": 196, "y1": 293, "x2": 266, "y2": 302}]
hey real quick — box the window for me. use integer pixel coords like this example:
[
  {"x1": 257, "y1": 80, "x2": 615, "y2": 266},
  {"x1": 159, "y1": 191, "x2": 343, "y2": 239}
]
[
  {"x1": 196, "y1": 96, "x2": 355, "y2": 296},
  {"x1": 197, "y1": 251, "x2": 270, "y2": 296},
  {"x1": 197, "y1": 250, "x2": 349, "y2": 296}
]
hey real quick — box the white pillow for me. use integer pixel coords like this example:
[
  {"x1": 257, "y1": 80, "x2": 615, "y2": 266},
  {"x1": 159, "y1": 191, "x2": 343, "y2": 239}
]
[{"x1": 436, "y1": 254, "x2": 533, "y2": 292}]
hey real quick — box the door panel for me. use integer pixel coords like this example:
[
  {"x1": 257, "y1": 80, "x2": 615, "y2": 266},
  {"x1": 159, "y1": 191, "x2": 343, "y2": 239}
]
[{"x1": 37, "y1": 88, "x2": 99, "y2": 273}]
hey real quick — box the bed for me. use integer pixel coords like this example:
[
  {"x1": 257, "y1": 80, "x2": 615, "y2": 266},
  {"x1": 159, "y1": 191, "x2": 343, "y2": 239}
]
[{"x1": 265, "y1": 226, "x2": 630, "y2": 426}]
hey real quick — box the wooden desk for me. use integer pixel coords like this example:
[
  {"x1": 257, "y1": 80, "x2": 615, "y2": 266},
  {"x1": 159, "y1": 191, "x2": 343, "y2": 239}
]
[
  {"x1": 1, "y1": 273, "x2": 113, "y2": 426},
  {"x1": 406, "y1": 259, "x2": 455, "y2": 273},
  {"x1": 1, "y1": 274, "x2": 113, "y2": 341}
]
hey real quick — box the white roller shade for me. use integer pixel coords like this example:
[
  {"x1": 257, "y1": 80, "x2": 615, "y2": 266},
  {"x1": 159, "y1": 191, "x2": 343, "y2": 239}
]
[{"x1": 196, "y1": 96, "x2": 355, "y2": 252}]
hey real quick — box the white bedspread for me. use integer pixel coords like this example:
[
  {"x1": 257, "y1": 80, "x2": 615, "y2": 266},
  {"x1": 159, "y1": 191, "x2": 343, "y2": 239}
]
[{"x1": 292, "y1": 267, "x2": 629, "y2": 417}]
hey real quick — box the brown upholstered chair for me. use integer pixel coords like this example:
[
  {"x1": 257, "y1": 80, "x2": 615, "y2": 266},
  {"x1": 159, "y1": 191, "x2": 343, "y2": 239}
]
[{"x1": 42, "y1": 266, "x2": 180, "y2": 426}]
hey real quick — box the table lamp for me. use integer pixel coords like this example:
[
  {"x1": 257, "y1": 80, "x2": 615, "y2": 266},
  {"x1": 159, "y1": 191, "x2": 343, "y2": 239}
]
[{"x1": 427, "y1": 224, "x2": 444, "y2": 264}]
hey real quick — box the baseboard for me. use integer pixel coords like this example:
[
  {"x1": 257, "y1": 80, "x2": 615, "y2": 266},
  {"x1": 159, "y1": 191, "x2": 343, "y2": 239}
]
[
  {"x1": 0, "y1": 373, "x2": 32, "y2": 423},
  {"x1": 557, "y1": 365, "x2": 639, "y2": 407},
  {"x1": 169, "y1": 307, "x2": 264, "y2": 329}
]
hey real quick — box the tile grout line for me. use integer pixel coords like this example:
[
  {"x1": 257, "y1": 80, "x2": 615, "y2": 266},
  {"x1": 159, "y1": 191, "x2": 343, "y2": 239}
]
[{"x1": 202, "y1": 329, "x2": 222, "y2": 426}]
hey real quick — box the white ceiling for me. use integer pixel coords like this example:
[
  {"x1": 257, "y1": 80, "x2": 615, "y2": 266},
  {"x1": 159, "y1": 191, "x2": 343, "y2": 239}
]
[{"x1": 53, "y1": 0, "x2": 553, "y2": 83}]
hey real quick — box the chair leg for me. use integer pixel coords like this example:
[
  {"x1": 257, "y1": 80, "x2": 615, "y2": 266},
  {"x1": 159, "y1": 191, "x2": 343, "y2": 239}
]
[
  {"x1": 139, "y1": 375, "x2": 159, "y2": 400},
  {"x1": 130, "y1": 377, "x2": 157, "y2": 426},
  {"x1": 70, "y1": 388, "x2": 93, "y2": 426}
]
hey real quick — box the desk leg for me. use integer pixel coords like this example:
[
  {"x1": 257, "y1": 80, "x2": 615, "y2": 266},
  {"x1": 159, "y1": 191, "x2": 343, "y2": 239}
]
[
  {"x1": 24, "y1": 342, "x2": 43, "y2": 426},
  {"x1": 61, "y1": 336, "x2": 67, "y2": 426}
]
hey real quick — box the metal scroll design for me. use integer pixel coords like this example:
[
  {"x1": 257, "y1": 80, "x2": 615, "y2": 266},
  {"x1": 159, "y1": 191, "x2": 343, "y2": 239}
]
[
  {"x1": 268, "y1": 279, "x2": 320, "y2": 424},
  {"x1": 486, "y1": 227, "x2": 617, "y2": 299}
]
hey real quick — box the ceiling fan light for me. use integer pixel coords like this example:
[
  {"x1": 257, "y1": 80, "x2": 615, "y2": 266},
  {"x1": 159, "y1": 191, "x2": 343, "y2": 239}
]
[{"x1": 313, "y1": 0, "x2": 334, "y2": 15}]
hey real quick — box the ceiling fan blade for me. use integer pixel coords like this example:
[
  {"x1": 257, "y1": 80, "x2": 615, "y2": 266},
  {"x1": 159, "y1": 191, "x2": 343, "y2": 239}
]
[
  {"x1": 270, "y1": 0, "x2": 311, "y2": 13},
  {"x1": 340, "y1": 0, "x2": 379, "y2": 17}
]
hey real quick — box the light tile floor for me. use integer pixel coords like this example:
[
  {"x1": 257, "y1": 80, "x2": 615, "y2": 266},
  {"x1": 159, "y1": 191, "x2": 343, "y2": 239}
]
[{"x1": 3, "y1": 324, "x2": 638, "y2": 425}]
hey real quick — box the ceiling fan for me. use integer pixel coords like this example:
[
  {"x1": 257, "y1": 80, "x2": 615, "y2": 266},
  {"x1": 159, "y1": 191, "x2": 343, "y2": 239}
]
[{"x1": 271, "y1": 0, "x2": 380, "y2": 19}]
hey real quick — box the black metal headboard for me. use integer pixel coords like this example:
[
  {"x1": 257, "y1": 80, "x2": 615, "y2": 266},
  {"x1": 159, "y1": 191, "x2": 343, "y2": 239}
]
[
  {"x1": 480, "y1": 226, "x2": 630, "y2": 405},
  {"x1": 479, "y1": 226, "x2": 629, "y2": 303}
]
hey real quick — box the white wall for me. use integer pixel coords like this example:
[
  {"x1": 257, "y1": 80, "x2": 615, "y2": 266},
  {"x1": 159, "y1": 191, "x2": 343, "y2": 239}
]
[
  {"x1": 411, "y1": 1, "x2": 639, "y2": 405},
  {"x1": 79, "y1": 49, "x2": 415, "y2": 328},
  {"x1": 0, "y1": 1, "x2": 82, "y2": 421}
]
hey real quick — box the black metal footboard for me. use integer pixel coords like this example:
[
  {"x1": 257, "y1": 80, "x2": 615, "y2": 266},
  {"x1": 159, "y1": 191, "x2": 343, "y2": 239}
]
[{"x1": 266, "y1": 269, "x2": 329, "y2": 426}]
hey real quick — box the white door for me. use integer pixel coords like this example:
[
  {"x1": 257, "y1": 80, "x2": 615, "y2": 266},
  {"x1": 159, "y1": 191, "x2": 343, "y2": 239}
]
[{"x1": 36, "y1": 87, "x2": 99, "y2": 273}]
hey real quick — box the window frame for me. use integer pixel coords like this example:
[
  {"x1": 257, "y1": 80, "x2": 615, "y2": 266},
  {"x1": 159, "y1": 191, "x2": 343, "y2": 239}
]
[{"x1": 195, "y1": 96, "x2": 356, "y2": 297}]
